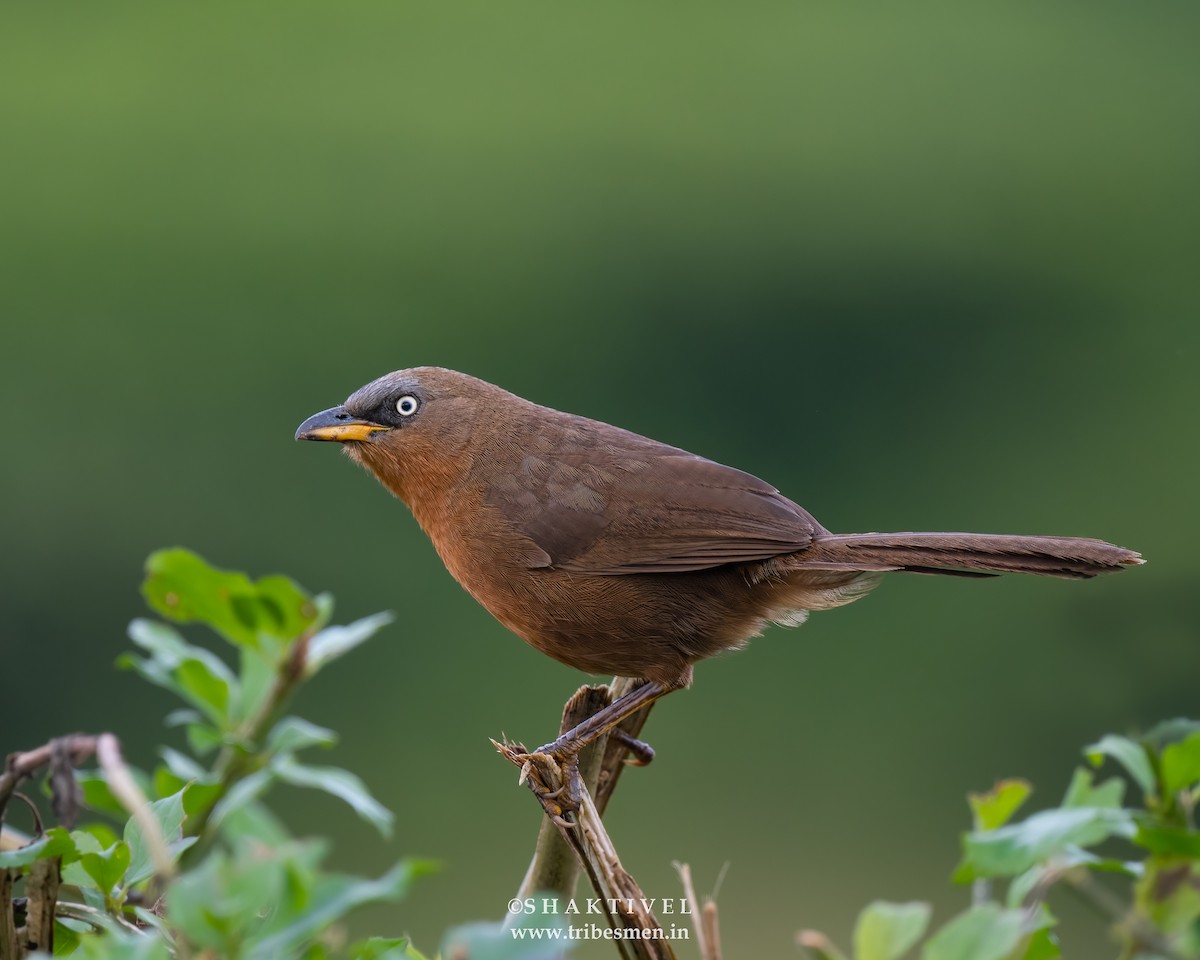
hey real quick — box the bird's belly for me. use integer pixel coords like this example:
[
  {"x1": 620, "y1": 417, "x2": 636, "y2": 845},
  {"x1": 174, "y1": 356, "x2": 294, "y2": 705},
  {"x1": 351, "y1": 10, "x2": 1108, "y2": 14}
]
[
  {"x1": 423, "y1": 507, "x2": 865, "y2": 683},
  {"x1": 453, "y1": 560, "x2": 766, "y2": 684}
]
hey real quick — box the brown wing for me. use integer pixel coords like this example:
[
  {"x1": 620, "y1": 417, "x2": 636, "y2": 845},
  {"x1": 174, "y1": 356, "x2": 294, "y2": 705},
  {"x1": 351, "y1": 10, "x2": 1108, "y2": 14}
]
[{"x1": 487, "y1": 425, "x2": 823, "y2": 575}]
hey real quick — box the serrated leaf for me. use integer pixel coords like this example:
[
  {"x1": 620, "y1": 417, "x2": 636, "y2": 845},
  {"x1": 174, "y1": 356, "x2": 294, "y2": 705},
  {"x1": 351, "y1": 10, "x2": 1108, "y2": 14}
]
[
  {"x1": 207, "y1": 768, "x2": 276, "y2": 832},
  {"x1": 53, "y1": 919, "x2": 82, "y2": 954},
  {"x1": 124, "y1": 789, "x2": 193, "y2": 886},
  {"x1": 61, "y1": 830, "x2": 104, "y2": 887},
  {"x1": 267, "y1": 717, "x2": 338, "y2": 755},
  {"x1": 271, "y1": 756, "x2": 393, "y2": 837},
  {"x1": 76, "y1": 769, "x2": 137, "y2": 819},
  {"x1": 158, "y1": 747, "x2": 211, "y2": 782},
  {"x1": 1020, "y1": 927, "x2": 1060, "y2": 960},
  {"x1": 176, "y1": 658, "x2": 232, "y2": 724},
  {"x1": 141, "y1": 548, "x2": 317, "y2": 647},
  {"x1": 1061, "y1": 768, "x2": 1124, "y2": 809},
  {"x1": 185, "y1": 722, "x2": 224, "y2": 756},
  {"x1": 167, "y1": 848, "x2": 271, "y2": 951},
  {"x1": 441, "y1": 907, "x2": 565, "y2": 960},
  {"x1": 217, "y1": 798, "x2": 292, "y2": 846},
  {"x1": 1006, "y1": 853, "x2": 1138, "y2": 909},
  {"x1": 1161, "y1": 731, "x2": 1200, "y2": 795},
  {"x1": 152, "y1": 766, "x2": 223, "y2": 819},
  {"x1": 921, "y1": 904, "x2": 1023, "y2": 960},
  {"x1": 164, "y1": 708, "x2": 203, "y2": 728},
  {"x1": 247, "y1": 860, "x2": 435, "y2": 959},
  {"x1": 959, "y1": 807, "x2": 1135, "y2": 879},
  {"x1": 126, "y1": 619, "x2": 239, "y2": 723},
  {"x1": 350, "y1": 937, "x2": 430, "y2": 960},
  {"x1": 1084, "y1": 735, "x2": 1155, "y2": 796},
  {"x1": 0, "y1": 827, "x2": 76, "y2": 868},
  {"x1": 1135, "y1": 824, "x2": 1200, "y2": 857},
  {"x1": 306, "y1": 612, "x2": 394, "y2": 677},
  {"x1": 855, "y1": 901, "x2": 931, "y2": 960},
  {"x1": 79, "y1": 841, "x2": 131, "y2": 892},
  {"x1": 255, "y1": 574, "x2": 322, "y2": 639},
  {"x1": 233, "y1": 643, "x2": 278, "y2": 725},
  {"x1": 128, "y1": 619, "x2": 235, "y2": 685},
  {"x1": 1144, "y1": 718, "x2": 1200, "y2": 749},
  {"x1": 969, "y1": 781, "x2": 1032, "y2": 831}
]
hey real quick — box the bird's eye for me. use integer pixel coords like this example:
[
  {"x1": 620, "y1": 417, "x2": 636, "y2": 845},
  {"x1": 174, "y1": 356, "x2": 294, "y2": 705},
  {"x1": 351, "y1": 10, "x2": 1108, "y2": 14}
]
[{"x1": 395, "y1": 395, "x2": 419, "y2": 417}]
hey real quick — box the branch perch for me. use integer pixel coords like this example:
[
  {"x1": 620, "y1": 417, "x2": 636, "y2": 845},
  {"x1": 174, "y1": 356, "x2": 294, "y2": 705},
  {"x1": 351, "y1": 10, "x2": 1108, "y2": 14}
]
[{"x1": 497, "y1": 677, "x2": 674, "y2": 960}]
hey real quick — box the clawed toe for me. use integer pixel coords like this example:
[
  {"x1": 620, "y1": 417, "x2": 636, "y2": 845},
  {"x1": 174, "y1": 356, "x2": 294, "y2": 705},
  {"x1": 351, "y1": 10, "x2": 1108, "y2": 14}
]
[
  {"x1": 611, "y1": 729, "x2": 655, "y2": 766},
  {"x1": 513, "y1": 749, "x2": 584, "y2": 822}
]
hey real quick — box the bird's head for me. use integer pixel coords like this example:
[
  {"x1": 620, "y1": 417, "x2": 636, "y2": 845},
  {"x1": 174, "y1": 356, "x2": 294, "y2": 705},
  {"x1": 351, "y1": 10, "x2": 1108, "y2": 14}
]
[{"x1": 295, "y1": 367, "x2": 505, "y2": 501}]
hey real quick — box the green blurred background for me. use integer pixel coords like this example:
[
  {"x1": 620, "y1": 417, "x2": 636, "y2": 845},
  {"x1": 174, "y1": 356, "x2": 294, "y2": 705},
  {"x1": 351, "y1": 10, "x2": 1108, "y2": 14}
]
[{"x1": 2, "y1": 1, "x2": 1197, "y2": 955}]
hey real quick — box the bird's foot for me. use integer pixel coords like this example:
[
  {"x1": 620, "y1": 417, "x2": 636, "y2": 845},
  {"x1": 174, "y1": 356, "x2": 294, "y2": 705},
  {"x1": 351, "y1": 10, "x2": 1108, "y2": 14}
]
[
  {"x1": 611, "y1": 729, "x2": 655, "y2": 766},
  {"x1": 524, "y1": 743, "x2": 585, "y2": 818},
  {"x1": 492, "y1": 739, "x2": 583, "y2": 827}
]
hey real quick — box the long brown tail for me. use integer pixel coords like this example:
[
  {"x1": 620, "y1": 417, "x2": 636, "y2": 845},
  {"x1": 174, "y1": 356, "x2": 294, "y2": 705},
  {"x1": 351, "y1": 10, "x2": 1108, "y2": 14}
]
[{"x1": 796, "y1": 532, "x2": 1143, "y2": 580}]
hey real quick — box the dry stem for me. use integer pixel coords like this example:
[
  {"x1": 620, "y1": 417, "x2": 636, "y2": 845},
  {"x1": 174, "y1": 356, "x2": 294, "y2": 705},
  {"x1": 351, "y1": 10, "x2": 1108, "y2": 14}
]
[{"x1": 497, "y1": 677, "x2": 674, "y2": 960}]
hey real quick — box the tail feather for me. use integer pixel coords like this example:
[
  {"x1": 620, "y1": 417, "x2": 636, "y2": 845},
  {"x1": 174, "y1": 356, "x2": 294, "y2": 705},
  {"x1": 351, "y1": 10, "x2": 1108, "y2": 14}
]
[{"x1": 795, "y1": 532, "x2": 1143, "y2": 580}]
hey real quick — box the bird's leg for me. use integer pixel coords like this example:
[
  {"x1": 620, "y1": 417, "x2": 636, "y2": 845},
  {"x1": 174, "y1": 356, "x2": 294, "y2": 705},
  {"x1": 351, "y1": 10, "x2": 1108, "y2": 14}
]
[
  {"x1": 610, "y1": 729, "x2": 655, "y2": 766},
  {"x1": 533, "y1": 678, "x2": 680, "y2": 767},
  {"x1": 513, "y1": 677, "x2": 683, "y2": 818}
]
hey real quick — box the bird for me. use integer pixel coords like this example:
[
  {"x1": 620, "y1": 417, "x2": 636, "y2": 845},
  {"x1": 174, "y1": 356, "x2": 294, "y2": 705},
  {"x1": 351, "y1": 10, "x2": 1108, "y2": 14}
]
[{"x1": 296, "y1": 367, "x2": 1142, "y2": 792}]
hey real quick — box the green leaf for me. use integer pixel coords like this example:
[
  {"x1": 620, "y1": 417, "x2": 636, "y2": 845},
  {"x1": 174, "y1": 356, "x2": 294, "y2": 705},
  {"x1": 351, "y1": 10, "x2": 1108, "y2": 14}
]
[
  {"x1": 271, "y1": 756, "x2": 394, "y2": 837},
  {"x1": 247, "y1": 859, "x2": 435, "y2": 959},
  {"x1": 306, "y1": 612, "x2": 395, "y2": 677},
  {"x1": 1144, "y1": 718, "x2": 1200, "y2": 749},
  {"x1": 959, "y1": 807, "x2": 1135, "y2": 879},
  {"x1": 969, "y1": 780, "x2": 1032, "y2": 831},
  {"x1": 164, "y1": 708, "x2": 203, "y2": 727},
  {"x1": 441, "y1": 909, "x2": 567, "y2": 960},
  {"x1": 176, "y1": 658, "x2": 232, "y2": 724},
  {"x1": 76, "y1": 824, "x2": 120, "y2": 851},
  {"x1": 69, "y1": 927, "x2": 172, "y2": 959},
  {"x1": 208, "y1": 768, "x2": 276, "y2": 831},
  {"x1": 141, "y1": 548, "x2": 317, "y2": 647},
  {"x1": 1084, "y1": 734, "x2": 1155, "y2": 796},
  {"x1": 1161, "y1": 731, "x2": 1200, "y2": 795},
  {"x1": 158, "y1": 747, "x2": 212, "y2": 782},
  {"x1": 350, "y1": 937, "x2": 430, "y2": 960},
  {"x1": 233, "y1": 643, "x2": 278, "y2": 725},
  {"x1": 1061, "y1": 768, "x2": 1124, "y2": 809},
  {"x1": 152, "y1": 766, "x2": 223, "y2": 818},
  {"x1": 61, "y1": 831, "x2": 105, "y2": 887},
  {"x1": 0, "y1": 827, "x2": 75, "y2": 867},
  {"x1": 216, "y1": 799, "x2": 292, "y2": 846},
  {"x1": 53, "y1": 919, "x2": 82, "y2": 954},
  {"x1": 76, "y1": 769, "x2": 138, "y2": 819},
  {"x1": 1135, "y1": 824, "x2": 1200, "y2": 857},
  {"x1": 125, "y1": 619, "x2": 238, "y2": 723},
  {"x1": 921, "y1": 904, "x2": 1023, "y2": 960},
  {"x1": 168, "y1": 848, "x2": 281, "y2": 952},
  {"x1": 79, "y1": 841, "x2": 131, "y2": 892},
  {"x1": 185, "y1": 722, "x2": 224, "y2": 756},
  {"x1": 1006, "y1": 853, "x2": 1138, "y2": 909},
  {"x1": 267, "y1": 716, "x2": 338, "y2": 755},
  {"x1": 256, "y1": 574, "x2": 322, "y2": 639},
  {"x1": 855, "y1": 901, "x2": 931, "y2": 960},
  {"x1": 124, "y1": 788, "x2": 193, "y2": 886},
  {"x1": 1019, "y1": 927, "x2": 1060, "y2": 960},
  {"x1": 127, "y1": 620, "x2": 235, "y2": 685}
]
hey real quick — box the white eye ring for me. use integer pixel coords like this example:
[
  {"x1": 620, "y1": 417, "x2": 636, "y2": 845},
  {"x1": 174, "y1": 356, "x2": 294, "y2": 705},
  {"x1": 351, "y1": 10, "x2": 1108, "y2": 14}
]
[{"x1": 395, "y1": 395, "x2": 419, "y2": 417}]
